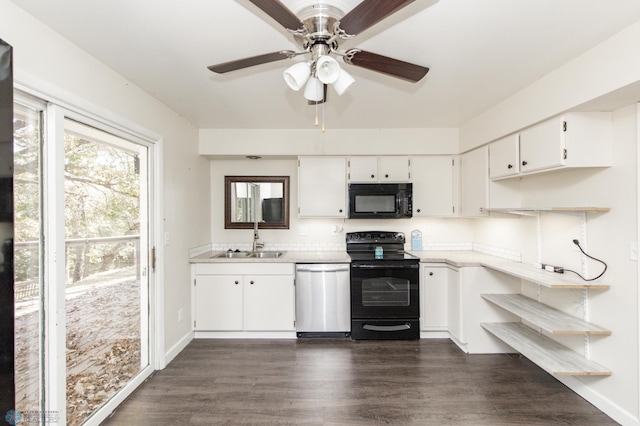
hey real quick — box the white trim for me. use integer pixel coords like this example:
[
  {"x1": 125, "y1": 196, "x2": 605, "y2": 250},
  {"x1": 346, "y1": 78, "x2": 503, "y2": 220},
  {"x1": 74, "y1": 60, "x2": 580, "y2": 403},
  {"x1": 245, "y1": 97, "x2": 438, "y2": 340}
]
[
  {"x1": 153, "y1": 137, "x2": 166, "y2": 369},
  {"x1": 557, "y1": 376, "x2": 640, "y2": 426},
  {"x1": 637, "y1": 102, "x2": 640, "y2": 424},
  {"x1": 43, "y1": 104, "x2": 67, "y2": 425},
  {"x1": 164, "y1": 331, "x2": 194, "y2": 366},
  {"x1": 15, "y1": 79, "x2": 162, "y2": 145},
  {"x1": 194, "y1": 331, "x2": 297, "y2": 339}
]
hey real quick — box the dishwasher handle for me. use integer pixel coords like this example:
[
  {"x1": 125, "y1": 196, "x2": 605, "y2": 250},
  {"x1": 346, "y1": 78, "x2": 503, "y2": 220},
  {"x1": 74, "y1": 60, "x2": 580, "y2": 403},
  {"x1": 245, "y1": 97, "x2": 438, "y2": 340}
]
[{"x1": 296, "y1": 266, "x2": 350, "y2": 273}]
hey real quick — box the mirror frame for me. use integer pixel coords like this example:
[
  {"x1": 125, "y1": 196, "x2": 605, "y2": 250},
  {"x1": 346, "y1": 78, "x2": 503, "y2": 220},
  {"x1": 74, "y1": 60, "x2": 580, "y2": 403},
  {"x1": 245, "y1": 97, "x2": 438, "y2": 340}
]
[{"x1": 224, "y1": 176, "x2": 290, "y2": 230}]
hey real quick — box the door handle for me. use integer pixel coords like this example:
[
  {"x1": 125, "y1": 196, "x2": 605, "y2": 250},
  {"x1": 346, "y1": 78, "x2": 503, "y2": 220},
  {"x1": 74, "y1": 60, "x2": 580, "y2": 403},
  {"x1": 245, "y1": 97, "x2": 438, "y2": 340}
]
[{"x1": 363, "y1": 324, "x2": 411, "y2": 332}]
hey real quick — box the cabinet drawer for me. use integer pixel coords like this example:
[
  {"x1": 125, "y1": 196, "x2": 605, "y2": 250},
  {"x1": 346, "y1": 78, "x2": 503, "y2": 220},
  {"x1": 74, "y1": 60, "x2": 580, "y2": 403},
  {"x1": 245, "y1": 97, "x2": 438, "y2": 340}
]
[{"x1": 195, "y1": 262, "x2": 294, "y2": 276}]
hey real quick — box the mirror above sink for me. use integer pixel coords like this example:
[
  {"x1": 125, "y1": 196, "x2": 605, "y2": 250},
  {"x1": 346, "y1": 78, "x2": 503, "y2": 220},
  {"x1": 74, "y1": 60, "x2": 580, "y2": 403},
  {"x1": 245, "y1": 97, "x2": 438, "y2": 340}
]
[{"x1": 224, "y1": 176, "x2": 290, "y2": 230}]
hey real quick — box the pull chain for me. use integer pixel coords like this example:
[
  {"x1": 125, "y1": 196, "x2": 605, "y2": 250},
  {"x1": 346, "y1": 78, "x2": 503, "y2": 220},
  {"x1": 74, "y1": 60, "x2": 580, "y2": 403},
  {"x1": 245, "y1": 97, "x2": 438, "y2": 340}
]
[
  {"x1": 322, "y1": 102, "x2": 325, "y2": 133},
  {"x1": 314, "y1": 101, "x2": 319, "y2": 127}
]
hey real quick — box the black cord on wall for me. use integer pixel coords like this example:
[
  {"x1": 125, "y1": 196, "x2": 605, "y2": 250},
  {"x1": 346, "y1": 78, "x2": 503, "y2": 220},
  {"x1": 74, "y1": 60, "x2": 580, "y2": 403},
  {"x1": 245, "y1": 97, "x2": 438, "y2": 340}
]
[{"x1": 563, "y1": 239, "x2": 607, "y2": 281}]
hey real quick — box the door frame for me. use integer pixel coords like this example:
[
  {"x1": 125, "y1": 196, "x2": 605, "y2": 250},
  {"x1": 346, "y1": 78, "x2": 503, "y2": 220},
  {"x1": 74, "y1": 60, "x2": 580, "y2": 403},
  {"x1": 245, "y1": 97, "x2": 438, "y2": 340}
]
[{"x1": 15, "y1": 84, "x2": 164, "y2": 425}]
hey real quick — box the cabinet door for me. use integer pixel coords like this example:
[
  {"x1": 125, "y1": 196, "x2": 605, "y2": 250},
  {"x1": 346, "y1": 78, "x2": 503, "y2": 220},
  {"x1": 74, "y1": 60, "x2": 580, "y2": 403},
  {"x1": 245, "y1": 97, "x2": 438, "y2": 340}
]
[
  {"x1": 298, "y1": 157, "x2": 347, "y2": 217},
  {"x1": 446, "y1": 269, "x2": 463, "y2": 343},
  {"x1": 194, "y1": 275, "x2": 243, "y2": 331},
  {"x1": 244, "y1": 275, "x2": 295, "y2": 331},
  {"x1": 519, "y1": 116, "x2": 565, "y2": 173},
  {"x1": 489, "y1": 134, "x2": 520, "y2": 179},
  {"x1": 348, "y1": 156, "x2": 378, "y2": 182},
  {"x1": 379, "y1": 156, "x2": 410, "y2": 182},
  {"x1": 411, "y1": 156, "x2": 456, "y2": 217},
  {"x1": 460, "y1": 147, "x2": 489, "y2": 217},
  {"x1": 421, "y1": 265, "x2": 449, "y2": 330}
]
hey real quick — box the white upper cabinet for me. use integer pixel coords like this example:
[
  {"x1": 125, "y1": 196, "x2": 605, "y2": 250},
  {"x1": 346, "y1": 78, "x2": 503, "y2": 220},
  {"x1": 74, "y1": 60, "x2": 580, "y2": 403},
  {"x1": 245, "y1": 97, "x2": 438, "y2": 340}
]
[
  {"x1": 298, "y1": 156, "x2": 347, "y2": 218},
  {"x1": 489, "y1": 134, "x2": 520, "y2": 179},
  {"x1": 348, "y1": 156, "x2": 410, "y2": 182},
  {"x1": 517, "y1": 112, "x2": 612, "y2": 177},
  {"x1": 460, "y1": 146, "x2": 489, "y2": 217},
  {"x1": 410, "y1": 156, "x2": 458, "y2": 217}
]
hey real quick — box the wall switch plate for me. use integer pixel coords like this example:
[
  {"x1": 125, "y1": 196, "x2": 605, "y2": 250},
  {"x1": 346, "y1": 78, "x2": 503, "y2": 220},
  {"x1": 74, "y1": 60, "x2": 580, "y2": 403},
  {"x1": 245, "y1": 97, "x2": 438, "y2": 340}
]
[
  {"x1": 178, "y1": 308, "x2": 183, "y2": 322},
  {"x1": 164, "y1": 232, "x2": 170, "y2": 246},
  {"x1": 630, "y1": 242, "x2": 638, "y2": 261},
  {"x1": 298, "y1": 226, "x2": 308, "y2": 236}
]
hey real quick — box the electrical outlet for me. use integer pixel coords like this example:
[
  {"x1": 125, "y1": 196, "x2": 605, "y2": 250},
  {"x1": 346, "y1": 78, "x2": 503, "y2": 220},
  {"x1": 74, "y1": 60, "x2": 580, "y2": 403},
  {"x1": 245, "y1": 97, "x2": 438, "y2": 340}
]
[
  {"x1": 298, "y1": 226, "x2": 308, "y2": 236},
  {"x1": 424, "y1": 226, "x2": 431, "y2": 236},
  {"x1": 178, "y1": 308, "x2": 183, "y2": 322}
]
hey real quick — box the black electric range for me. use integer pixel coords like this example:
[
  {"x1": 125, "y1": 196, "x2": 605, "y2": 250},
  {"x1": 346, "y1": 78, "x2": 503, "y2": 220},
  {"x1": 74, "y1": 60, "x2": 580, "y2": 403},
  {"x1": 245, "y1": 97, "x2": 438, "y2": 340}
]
[{"x1": 346, "y1": 231, "x2": 420, "y2": 340}]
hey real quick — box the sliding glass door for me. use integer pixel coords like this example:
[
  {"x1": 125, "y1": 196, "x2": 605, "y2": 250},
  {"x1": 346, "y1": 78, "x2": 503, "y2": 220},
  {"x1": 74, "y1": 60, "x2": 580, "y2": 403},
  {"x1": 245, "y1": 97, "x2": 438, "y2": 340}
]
[
  {"x1": 63, "y1": 119, "x2": 150, "y2": 425},
  {"x1": 12, "y1": 96, "x2": 155, "y2": 425}
]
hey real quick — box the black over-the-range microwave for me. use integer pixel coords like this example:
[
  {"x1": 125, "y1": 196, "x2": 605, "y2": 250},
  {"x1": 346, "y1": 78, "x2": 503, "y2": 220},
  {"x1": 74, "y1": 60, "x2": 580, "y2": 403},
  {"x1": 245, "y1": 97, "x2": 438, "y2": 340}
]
[{"x1": 348, "y1": 183, "x2": 413, "y2": 219}]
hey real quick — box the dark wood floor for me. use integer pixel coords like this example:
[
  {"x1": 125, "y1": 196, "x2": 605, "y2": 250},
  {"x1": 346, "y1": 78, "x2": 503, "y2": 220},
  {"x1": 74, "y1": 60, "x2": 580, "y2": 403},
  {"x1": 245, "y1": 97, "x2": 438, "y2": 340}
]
[{"x1": 103, "y1": 338, "x2": 616, "y2": 425}]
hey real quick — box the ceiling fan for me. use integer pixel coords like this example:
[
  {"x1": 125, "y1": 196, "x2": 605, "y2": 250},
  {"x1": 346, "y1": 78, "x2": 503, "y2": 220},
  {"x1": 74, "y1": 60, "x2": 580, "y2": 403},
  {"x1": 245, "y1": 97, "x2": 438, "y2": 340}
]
[{"x1": 207, "y1": 0, "x2": 430, "y2": 105}]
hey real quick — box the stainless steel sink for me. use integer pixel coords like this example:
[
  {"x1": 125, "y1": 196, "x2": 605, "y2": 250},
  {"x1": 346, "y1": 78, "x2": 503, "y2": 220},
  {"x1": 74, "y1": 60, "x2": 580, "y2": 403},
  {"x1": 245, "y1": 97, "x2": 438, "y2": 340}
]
[
  {"x1": 213, "y1": 251, "x2": 252, "y2": 258},
  {"x1": 249, "y1": 251, "x2": 285, "y2": 258},
  {"x1": 213, "y1": 251, "x2": 285, "y2": 258}
]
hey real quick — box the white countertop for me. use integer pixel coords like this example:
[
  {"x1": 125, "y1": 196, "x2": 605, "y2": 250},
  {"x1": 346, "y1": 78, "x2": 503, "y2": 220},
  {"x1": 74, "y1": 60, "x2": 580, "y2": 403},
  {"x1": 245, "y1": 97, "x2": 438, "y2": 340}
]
[
  {"x1": 190, "y1": 249, "x2": 608, "y2": 288},
  {"x1": 190, "y1": 250, "x2": 351, "y2": 264}
]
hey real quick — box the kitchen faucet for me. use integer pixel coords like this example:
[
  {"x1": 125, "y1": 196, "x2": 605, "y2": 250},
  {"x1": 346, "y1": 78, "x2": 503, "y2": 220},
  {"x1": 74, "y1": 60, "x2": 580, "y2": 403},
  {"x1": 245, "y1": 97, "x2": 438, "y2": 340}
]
[
  {"x1": 253, "y1": 219, "x2": 264, "y2": 252},
  {"x1": 250, "y1": 183, "x2": 264, "y2": 252}
]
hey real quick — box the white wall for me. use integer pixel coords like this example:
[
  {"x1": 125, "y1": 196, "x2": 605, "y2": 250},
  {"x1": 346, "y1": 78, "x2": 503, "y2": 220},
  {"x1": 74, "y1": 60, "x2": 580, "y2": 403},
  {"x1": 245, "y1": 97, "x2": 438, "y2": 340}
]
[
  {"x1": 210, "y1": 158, "x2": 475, "y2": 248},
  {"x1": 470, "y1": 102, "x2": 639, "y2": 423},
  {"x1": 200, "y1": 128, "x2": 459, "y2": 157},
  {"x1": 0, "y1": 0, "x2": 211, "y2": 360},
  {"x1": 459, "y1": 19, "x2": 640, "y2": 152}
]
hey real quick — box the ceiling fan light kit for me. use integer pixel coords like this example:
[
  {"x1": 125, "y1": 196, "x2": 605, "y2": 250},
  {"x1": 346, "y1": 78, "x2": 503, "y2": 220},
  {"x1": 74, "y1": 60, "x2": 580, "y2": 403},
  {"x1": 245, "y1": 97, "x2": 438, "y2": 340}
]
[
  {"x1": 283, "y1": 61, "x2": 311, "y2": 91},
  {"x1": 303, "y1": 76, "x2": 324, "y2": 102},
  {"x1": 208, "y1": 0, "x2": 429, "y2": 129}
]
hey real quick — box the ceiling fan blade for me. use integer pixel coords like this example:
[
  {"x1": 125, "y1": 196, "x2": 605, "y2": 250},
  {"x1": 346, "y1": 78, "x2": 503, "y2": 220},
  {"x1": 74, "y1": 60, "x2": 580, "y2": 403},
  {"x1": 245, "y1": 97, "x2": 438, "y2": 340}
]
[
  {"x1": 346, "y1": 50, "x2": 429, "y2": 82},
  {"x1": 208, "y1": 50, "x2": 295, "y2": 74},
  {"x1": 249, "y1": 0, "x2": 305, "y2": 32},
  {"x1": 338, "y1": 0, "x2": 416, "y2": 36}
]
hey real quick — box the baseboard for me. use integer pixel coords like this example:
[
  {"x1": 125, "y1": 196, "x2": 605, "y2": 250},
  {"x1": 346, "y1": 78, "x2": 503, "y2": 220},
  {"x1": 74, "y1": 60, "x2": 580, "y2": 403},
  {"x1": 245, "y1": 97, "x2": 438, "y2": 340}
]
[
  {"x1": 556, "y1": 375, "x2": 640, "y2": 426},
  {"x1": 194, "y1": 331, "x2": 297, "y2": 339},
  {"x1": 420, "y1": 331, "x2": 450, "y2": 339},
  {"x1": 163, "y1": 331, "x2": 194, "y2": 367}
]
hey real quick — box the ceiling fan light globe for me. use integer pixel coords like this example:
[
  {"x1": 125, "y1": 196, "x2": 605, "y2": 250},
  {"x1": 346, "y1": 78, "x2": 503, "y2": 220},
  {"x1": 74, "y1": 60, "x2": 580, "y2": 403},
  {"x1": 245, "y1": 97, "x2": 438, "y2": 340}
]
[
  {"x1": 316, "y1": 55, "x2": 341, "y2": 84},
  {"x1": 303, "y1": 76, "x2": 324, "y2": 102},
  {"x1": 283, "y1": 62, "x2": 311, "y2": 91},
  {"x1": 333, "y1": 69, "x2": 355, "y2": 95}
]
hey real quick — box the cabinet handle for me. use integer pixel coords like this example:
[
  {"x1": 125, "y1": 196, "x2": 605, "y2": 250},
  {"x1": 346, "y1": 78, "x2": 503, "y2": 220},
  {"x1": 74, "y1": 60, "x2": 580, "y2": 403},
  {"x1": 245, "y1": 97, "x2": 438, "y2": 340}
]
[
  {"x1": 234, "y1": 280, "x2": 239, "y2": 285},
  {"x1": 522, "y1": 160, "x2": 528, "y2": 166},
  {"x1": 429, "y1": 272, "x2": 433, "y2": 276},
  {"x1": 250, "y1": 280, "x2": 255, "y2": 285},
  {"x1": 416, "y1": 208, "x2": 421, "y2": 213},
  {"x1": 385, "y1": 174, "x2": 389, "y2": 178},
  {"x1": 507, "y1": 164, "x2": 513, "y2": 169},
  {"x1": 371, "y1": 174, "x2": 375, "y2": 179},
  {"x1": 339, "y1": 209, "x2": 343, "y2": 213}
]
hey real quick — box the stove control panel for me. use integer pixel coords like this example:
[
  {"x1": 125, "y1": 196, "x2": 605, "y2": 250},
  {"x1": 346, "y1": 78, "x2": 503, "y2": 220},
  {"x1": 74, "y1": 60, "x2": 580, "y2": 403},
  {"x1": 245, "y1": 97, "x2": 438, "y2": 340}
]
[{"x1": 346, "y1": 231, "x2": 405, "y2": 244}]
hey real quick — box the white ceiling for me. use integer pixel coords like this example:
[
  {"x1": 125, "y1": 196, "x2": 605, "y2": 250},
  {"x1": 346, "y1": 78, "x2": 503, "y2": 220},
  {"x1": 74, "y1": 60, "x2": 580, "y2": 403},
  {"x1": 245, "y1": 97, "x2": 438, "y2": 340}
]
[{"x1": 10, "y1": 0, "x2": 640, "y2": 129}]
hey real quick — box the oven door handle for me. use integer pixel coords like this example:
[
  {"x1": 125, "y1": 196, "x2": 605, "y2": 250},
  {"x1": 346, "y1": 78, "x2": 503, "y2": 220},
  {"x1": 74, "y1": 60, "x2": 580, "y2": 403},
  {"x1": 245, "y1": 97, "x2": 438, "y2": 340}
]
[
  {"x1": 363, "y1": 323, "x2": 411, "y2": 332},
  {"x1": 351, "y1": 264, "x2": 419, "y2": 269}
]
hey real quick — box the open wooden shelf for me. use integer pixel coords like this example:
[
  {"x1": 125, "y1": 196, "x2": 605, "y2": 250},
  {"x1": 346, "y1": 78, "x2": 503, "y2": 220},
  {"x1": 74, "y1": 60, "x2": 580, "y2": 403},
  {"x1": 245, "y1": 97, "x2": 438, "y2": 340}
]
[
  {"x1": 481, "y1": 261, "x2": 610, "y2": 289},
  {"x1": 482, "y1": 294, "x2": 610, "y2": 335},
  {"x1": 481, "y1": 322, "x2": 611, "y2": 376}
]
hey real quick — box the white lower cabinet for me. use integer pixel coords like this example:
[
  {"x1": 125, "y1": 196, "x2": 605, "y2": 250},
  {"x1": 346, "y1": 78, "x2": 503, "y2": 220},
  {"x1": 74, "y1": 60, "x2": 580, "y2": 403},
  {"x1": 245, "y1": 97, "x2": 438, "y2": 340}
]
[
  {"x1": 421, "y1": 264, "x2": 454, "y2": 331},
  {"x1": 193, "y1": 263, "x2": 295, "y2": 332}
]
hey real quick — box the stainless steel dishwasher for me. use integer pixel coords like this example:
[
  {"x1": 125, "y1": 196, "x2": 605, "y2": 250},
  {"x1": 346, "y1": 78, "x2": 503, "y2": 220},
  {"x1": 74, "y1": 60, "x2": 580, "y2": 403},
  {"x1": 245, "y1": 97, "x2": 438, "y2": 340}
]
[{"x1": 295, "y1": 263, "x2": 351, "y2": 338}]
